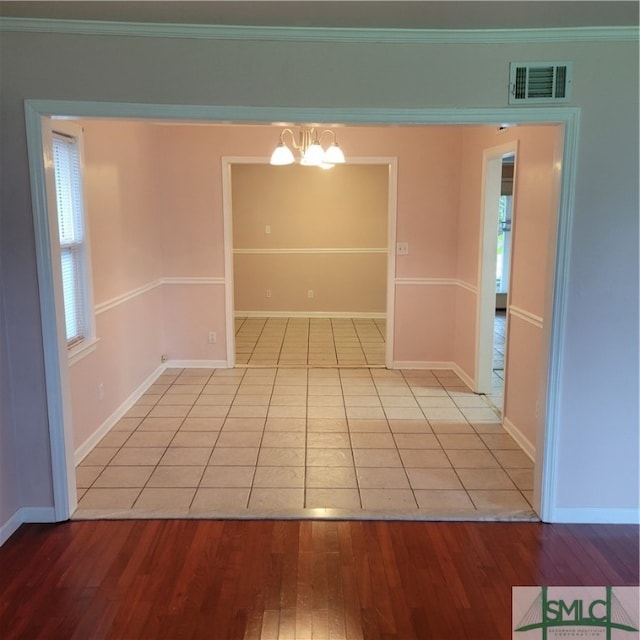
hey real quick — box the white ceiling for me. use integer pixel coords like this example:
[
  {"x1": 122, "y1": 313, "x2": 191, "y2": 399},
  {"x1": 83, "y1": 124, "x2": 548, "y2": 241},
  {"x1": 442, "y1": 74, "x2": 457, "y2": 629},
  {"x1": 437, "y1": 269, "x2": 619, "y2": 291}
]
[{"x1": 0, "y1": 1, "x2": 638, "y2": 29}]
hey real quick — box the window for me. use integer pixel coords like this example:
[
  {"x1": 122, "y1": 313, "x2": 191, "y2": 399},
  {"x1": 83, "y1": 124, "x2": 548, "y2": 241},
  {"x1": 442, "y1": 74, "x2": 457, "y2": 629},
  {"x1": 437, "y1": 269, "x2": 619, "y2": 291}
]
[{"x1": 50, "y1": 127, "x2": 94, "y2": 355}]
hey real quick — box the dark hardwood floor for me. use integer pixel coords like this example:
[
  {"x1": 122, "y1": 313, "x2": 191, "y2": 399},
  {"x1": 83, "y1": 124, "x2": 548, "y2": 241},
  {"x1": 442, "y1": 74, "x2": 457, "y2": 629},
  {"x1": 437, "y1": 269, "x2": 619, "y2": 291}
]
[{"x1": 0, "y1": 520, "x2": 637, "y2": 639}]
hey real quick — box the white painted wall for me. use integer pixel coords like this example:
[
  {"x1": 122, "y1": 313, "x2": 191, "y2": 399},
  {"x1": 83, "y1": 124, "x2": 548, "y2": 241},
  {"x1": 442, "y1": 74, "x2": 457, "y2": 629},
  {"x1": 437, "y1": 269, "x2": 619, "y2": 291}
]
[{"x1": 0, "y1": 24, "x2": 637, "y2": 533}]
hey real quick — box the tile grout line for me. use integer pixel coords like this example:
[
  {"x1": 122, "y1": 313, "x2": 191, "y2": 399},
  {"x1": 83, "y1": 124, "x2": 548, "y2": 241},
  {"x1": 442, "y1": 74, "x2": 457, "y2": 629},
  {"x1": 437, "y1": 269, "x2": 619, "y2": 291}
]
[
  {"x1": 77, "y1": 315, "x2": 533, "y2": 516},
  {"x1": 340, "y1": 368, "x2": 365, "y2": 510},
  {"x1": 190, "y1": 367, "x2": 246, "y2": 511}
]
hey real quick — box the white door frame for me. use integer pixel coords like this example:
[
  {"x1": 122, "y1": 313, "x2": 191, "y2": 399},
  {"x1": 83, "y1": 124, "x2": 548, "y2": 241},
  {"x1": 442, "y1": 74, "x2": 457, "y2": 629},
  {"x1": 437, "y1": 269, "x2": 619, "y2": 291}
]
[
  {"x1": 475, "y1": 141, "x2": 519, "y2": 396},
  {"x1": 221, "y1": 156, "x2": 398, "y2": 370},
  {"x1": 24, "y1": 100, "x2": 580, "y2": 523}
]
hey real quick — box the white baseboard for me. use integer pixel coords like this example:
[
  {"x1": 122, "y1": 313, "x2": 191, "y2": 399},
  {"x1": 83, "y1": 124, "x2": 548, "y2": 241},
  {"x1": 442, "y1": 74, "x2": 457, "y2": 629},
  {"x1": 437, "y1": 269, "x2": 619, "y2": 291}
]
[
  {"x1": 392, "y1": 360, "x2": 457, "y2": 370},
  {"x1": 166, "y1": 360, "x2": 230, "y2": 369},
  {"x1": 502, "y1": 416, "x2": 536, "y2": 462},
  {"x1": 235, "y1": 311, "x2": 386, "y2": 319},
  {"x1": 0, "y1": 506, "x2": 57, "y2": 546},
  {"x1": 452, "y1": 363, "x2": 475, "y2": 390},
  {"x1": 392, "y1": 361, "x2": 476, "y2": 393},
  {"x1": 74, "y1": 364, "x2": 165, "y2": 465},
  {"x1": 0, "y1": 511, "x2": 22, "y2": 546},
  {"x1": 546, "y1": 506, "x2": 640, "y2": 524}
]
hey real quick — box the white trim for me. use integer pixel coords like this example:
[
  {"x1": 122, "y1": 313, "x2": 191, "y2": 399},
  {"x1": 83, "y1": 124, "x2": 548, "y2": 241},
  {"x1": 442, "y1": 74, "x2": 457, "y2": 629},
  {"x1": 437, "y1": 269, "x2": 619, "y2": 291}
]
[
  {"x1": 395, "y1": 278, "x2": 478, "y2": 293},
  {"x1": 161, "y1": 277, "x2": 225, "y2": 285},
  {"x1": 222, "y1": 159, "x2": 237, "y2": 369},
  {"x1": 452, "y1": 364, "x2": 475, "y2": 391},
  {"x1": 502, "y1": 416, "x2": 536, "y2": 462},
  {"x1": 21, "y1": 507, "x2": 57, "y2": 523},
  {"x1": 68, "y1": 336, "x2": 99, "y2": 365},
  {"x1": 392, "y1": 361, "x2": 458, "y2": 370},
  {"x1": 0, "y1": 511, "x2": 23, "y2": 546},
  {"x1": 25, "y1": 104, "x2": 76, "y2": 522},
  {"x1": 394, "y1": 278, "x2": 478, "y2": 293},
  {"x1": 546, "y1": 507, "x2": 640, "y2": 525},
  {"x1": 235, "y1": 311, "x2": 386, "y2": 319},
  {"x1": 223, "y1": 155, "x2": 398, "y2": 371},
  {"x1": 0, "y1": 507, "x2": 57, "y2": 547},
  {"x1": 385, "y1": 160, "x2": 398, "y2": 370},
  {"x1": 0, "y1": 18, "x2": 636, "y2": 44},
  {"x1": 233, "y1": 248, "x2": 387, "y2": 255},
  {"x1": 74, "y1": 364, "x2": 165, "y2": 464},
  {"x1": 395, "y1": 277, "x2": 456, "y2": 286},
  {"x1": 94, "y1": 280, "x2": 161, "y2": 315},
  {"x1": 24, "y1": 101, "x2": 584, "y2": 127},
  {"x1": 94, "y1": 277, "x2": 224, "y2": 315},
  {"x1": 539, "y1": 109, "x2": 581, "y2": 523},
  {"x1": 165, "y1": 359, "x2": 230, "y2": 369},
  {"x1": 509, "y1": 305, "x2": 544, "y2": 329},
  {"x1": 456, "y1": 280, "x2": 478, "y2": 295}
]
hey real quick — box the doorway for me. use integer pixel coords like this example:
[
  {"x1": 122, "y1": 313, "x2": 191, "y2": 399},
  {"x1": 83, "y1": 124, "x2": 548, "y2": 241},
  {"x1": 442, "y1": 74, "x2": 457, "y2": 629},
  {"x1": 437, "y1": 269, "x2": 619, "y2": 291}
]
[
  {"x1": 25, "y1": 101, "x2": 579, "y2": 522},
  {"x1": 489, "y1": 153, "x2": 516, "y2": 412},
  {"x1": 222, "y1": 158, "x2": 398, "y2": 370},
  {"x1": 476, "y1": 141, "x2": 518, "y2": 400}
]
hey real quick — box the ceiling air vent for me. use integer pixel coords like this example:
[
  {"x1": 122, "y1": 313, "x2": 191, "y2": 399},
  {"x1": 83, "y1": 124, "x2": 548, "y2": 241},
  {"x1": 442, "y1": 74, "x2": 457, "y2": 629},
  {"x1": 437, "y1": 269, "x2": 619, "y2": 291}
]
[{"x1": 509, "y1": 62, "x2": 572, "y2": 104}]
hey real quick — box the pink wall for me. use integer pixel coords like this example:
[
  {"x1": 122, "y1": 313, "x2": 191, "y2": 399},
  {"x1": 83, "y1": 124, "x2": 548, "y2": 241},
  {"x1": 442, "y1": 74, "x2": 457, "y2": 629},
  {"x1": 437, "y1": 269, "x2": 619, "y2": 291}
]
[
  {"x1": 83, "y1": 121, "x2": 163, "y2": 301},
  {"x1": 505, "y1": 316, "x2": 544, "y2": 447},
  {"x1": 454, "y1": 124, "x2": 563, "y2": 451},
  {"x1": 70, "y1": 120, "x2": 165, "y2": 451},
  {"x1": 70, "y1": 289, "x2": 164, "y2": 450},
  {"x1": 154, "y1": 124, "x2": 464, "y2": 360},
  {"x1": 162, "y1": 284, "x2": 227, "y2": 361},
  {"x1": 155, "y1": 126, "x2": 225, "y2": 278},
  {"x1": 453, "y1": 287, "x2": 477, "y2": 378},
  {"x1": 394, "y1": 285, "x2": 457, "y2": 363}
]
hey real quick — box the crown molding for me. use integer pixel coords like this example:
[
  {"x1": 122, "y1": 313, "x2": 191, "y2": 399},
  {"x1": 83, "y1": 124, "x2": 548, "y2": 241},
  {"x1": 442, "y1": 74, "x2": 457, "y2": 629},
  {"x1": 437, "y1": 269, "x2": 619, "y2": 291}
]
[{"x1": 0, "y1": 17, "x2": 637, "y2": 44}]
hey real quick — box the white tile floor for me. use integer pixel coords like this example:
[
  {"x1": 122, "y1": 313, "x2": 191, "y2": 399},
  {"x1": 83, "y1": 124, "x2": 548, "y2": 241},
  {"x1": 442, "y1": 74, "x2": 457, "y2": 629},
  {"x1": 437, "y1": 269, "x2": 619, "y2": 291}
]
[
  {"x1": 235, "y1": 317, "x2": 386, "y2": 366},
  {"x1": 75, "y1": 320, "x2": 536, "y2": 521}
]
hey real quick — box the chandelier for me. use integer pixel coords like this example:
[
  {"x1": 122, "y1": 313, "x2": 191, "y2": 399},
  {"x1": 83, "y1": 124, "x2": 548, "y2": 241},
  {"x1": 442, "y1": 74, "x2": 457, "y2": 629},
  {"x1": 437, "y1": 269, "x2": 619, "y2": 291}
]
[{"x1": 270, "y1": 126, "x2": 346, "y2": 168}]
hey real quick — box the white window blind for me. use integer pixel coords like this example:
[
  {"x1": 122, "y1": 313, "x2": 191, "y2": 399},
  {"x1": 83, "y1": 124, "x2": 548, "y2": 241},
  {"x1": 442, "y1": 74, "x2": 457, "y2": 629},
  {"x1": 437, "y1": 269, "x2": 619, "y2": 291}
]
[{"x1": 52, "y1": 133, "x2": 87, "y2": 347}]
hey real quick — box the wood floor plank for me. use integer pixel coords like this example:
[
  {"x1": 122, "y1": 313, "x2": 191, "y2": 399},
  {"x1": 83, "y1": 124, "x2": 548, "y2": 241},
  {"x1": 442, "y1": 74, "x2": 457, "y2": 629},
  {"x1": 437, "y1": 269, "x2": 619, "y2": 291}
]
[{"x1": 0, "y1": 520, "x2": 637, "y2": 640}]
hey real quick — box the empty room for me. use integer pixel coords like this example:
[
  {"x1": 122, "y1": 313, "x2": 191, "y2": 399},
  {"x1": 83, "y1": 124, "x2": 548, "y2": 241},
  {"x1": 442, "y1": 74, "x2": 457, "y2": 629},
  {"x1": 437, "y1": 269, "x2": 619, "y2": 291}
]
[{"x1": 1, "y1": 2, "x2": 637, "y2": 638}]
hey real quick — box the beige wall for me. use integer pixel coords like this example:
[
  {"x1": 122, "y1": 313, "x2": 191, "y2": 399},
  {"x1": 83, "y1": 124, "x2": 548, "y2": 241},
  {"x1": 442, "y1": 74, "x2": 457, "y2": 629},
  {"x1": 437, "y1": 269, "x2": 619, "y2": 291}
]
[{"x1": 232, "y1": 164, "x2": 388, "y2": 314}]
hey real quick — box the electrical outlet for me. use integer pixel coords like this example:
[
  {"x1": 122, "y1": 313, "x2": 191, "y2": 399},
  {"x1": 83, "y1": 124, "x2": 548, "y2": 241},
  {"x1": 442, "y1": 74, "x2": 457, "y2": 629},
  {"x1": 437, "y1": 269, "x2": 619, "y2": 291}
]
[
  {"x1": 98, "y1": 383, "x2": 104, "y2": 400},
  {"x1": 265, "y1": 225, "x2": 271, "y2": 234},
  {"x1": 208, "y1": 331, "x2": 217, "y2": 344},
  {"x1": 265, "y1": 289, "x2": 272, "y2": 298},
  {"x1": 396, "y1": 242, "x2": 409, "y2": 256},
  {"x1": 307, "y1": 290, "x2": 314, "y2": 298}
]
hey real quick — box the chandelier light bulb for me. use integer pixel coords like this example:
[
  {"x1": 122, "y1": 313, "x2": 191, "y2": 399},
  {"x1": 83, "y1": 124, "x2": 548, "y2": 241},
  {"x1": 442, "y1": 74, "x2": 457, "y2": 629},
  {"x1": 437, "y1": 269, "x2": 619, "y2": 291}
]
[
  {"x1": 270, "y1": 142, "x2": 295, "y2": 166},
  {"x1": 323, "y1": 143, "x2": 345, "y2": 165},
  {"x1": 301, "y1": 141, "x2": 324, "y2": 166}
]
